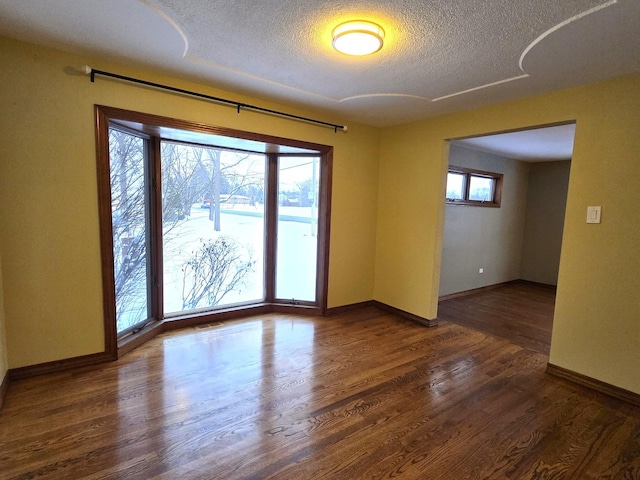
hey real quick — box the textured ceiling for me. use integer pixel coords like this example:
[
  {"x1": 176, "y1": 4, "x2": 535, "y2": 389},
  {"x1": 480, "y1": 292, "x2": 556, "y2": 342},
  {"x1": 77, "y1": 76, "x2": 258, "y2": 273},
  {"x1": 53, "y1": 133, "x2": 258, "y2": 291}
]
[{"x1": 0, "y1": 0, "x2": 638, "y2": 130}]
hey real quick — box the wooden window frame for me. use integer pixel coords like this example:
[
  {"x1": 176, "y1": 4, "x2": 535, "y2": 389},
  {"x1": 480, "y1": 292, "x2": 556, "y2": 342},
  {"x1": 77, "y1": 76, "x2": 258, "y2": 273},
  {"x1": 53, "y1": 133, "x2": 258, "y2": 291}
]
[
  {"x1": 95, "y1": 105, "x2": 333, "y2": 357},
  {"x1": 446, "y1": 166, "x2": 503, "y2": 208}
]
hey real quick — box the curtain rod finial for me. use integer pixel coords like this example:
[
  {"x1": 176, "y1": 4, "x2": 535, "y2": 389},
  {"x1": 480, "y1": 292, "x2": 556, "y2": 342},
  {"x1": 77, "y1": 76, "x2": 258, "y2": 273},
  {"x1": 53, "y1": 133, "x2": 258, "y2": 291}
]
[
  {"x1": 342, "y1": 125, "x2": 348, "y2": 132},
  {"x1": 81, "y1": 65, "x2": 92, "y2": 75}
]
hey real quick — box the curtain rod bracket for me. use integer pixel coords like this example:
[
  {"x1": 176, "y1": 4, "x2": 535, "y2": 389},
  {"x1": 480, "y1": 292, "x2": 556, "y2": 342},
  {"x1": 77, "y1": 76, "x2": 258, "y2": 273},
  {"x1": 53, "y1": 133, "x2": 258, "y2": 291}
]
[{"x1": 82, "y1": 65, "x2": 347, "y2": 133}]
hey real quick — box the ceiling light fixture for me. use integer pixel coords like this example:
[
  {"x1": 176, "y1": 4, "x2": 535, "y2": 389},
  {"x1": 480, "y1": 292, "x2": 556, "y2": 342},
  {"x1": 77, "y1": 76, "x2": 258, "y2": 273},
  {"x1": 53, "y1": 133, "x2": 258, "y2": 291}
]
[{"x1": 332, "y1": 20, "x2": 385, "y2": 56}]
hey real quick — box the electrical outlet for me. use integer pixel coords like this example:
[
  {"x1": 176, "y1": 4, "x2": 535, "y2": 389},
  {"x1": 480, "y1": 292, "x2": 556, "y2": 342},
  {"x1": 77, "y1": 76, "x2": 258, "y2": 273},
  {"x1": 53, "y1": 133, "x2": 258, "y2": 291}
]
[{"x1": 479, "y1": 268, "x2": 484, "y2": 274}]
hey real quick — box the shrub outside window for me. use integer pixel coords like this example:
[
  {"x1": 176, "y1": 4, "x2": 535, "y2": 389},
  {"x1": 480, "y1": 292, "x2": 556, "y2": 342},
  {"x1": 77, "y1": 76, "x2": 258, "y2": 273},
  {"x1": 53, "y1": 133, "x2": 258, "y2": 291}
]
[{"x1": 446, "y1": 166, "x2": 502, "y2": 207}]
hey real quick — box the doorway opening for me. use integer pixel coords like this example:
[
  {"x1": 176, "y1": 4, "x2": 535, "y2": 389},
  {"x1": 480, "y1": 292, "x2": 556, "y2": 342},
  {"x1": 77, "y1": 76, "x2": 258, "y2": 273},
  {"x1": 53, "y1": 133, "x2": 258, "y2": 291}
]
[{"x1": 437, "y1": 123, "x2": 576, "y2": 354}]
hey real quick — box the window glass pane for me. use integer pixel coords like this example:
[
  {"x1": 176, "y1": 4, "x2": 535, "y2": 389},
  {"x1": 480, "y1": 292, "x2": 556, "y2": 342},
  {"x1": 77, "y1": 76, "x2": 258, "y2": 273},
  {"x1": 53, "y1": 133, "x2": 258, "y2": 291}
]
[
  {"x1": 162, "y1": 142, "x2": 265, "y2": 314},
  {"x1": 468, "y1": 175, "x2": 494, "y2": 201},
  {"x1": 446, "y1": 173, "x2": 465, "y2": 200},
  {"x1": 276, "y1": 156, "x2": 319, "y2": 302},
  {"x1": 109, "y1": 128, "x2": 149, "y2": 333}
]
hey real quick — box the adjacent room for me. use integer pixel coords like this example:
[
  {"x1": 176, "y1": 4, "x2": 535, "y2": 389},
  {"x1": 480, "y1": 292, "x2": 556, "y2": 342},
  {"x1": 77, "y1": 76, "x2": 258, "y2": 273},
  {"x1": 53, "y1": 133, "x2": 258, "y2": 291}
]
[
  {"x1": 0, "y1": 1, "x2": 639, "y2": 478},
  {"x1": 439, "y1": 125, "x2": 574, "y2": 355}
]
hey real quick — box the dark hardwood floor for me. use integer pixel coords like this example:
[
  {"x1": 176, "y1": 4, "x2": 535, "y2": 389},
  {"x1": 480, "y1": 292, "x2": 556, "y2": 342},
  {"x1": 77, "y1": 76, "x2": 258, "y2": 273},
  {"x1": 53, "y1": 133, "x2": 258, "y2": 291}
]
[
  {"x1": 1, "y1": 301, "x2": 639, "y2": 479},
  {"x1": 438, "y1": 282, "x2": 556, "y2": 355}
]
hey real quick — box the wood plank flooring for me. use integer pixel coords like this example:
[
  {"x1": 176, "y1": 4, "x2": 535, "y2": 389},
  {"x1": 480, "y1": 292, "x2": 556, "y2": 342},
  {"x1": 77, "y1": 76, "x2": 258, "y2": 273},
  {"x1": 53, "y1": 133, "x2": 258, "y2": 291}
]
[
  {"x1": 1, "y1": 302, "x2": 639, "y2": 479},
  {"x1": 438, "y1": 282, "x2": 556, "y2": 355}
]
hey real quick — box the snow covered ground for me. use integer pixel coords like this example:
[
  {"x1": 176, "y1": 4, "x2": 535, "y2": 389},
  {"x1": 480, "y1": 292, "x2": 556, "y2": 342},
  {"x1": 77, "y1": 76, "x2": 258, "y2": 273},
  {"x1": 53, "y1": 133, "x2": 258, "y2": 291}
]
[{"x1": 162, "y1": 204, "x2": 318, "y2": 315}]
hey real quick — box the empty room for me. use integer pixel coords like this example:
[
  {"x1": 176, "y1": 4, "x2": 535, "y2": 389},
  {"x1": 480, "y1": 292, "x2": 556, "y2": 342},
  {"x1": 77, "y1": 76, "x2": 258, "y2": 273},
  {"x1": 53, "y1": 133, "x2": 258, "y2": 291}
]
[{"x1": 0, "y1": 1, "x2": 639, "y2": 478}]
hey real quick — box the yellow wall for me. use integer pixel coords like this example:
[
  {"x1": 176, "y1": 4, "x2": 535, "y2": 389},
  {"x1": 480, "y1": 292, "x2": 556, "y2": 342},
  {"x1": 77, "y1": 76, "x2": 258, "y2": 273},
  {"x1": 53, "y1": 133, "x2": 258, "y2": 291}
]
[
  {"x1": 0, "y1": 37, "x2": 380, "y2": 368},
  {"x1": 377, "y1": 74, "x2": 640, "y2": 394},
  {"x1": 2, "y1": 34, "x2": 638, "y2": 397},
  {"x1": 0, "y1": 249, "x2": 8, "y2": 383}
]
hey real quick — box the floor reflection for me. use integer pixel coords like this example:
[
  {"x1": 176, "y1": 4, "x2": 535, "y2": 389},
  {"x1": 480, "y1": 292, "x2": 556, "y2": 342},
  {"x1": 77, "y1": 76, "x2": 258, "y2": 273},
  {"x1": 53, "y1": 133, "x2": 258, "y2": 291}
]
[{"x1": 136, "y1": 315, "x2": 318, "y2": 471}]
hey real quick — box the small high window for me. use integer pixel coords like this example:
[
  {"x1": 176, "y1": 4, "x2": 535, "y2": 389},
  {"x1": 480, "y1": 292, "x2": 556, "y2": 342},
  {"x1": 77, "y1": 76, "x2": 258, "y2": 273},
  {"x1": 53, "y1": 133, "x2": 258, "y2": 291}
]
[{"x1": 446, "y1": 166, "x2": 502, "y2": 207}]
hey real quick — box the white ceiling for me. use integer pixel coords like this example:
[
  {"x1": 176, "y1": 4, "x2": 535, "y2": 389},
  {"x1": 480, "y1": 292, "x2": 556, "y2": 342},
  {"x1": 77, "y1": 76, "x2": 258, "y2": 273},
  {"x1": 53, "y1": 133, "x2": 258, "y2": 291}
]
[
  {"x1": 453, "y1": 124, "x2": 576, "y2": 162},
  {"x1": 0, "y1": 1, "x2": 638, "y2": 136}
]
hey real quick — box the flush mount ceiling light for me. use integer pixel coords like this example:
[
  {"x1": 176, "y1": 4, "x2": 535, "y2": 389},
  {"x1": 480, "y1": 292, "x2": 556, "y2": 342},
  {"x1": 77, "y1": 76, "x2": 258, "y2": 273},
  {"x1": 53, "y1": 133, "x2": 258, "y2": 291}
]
[{"x1": 332, "y1": 20, "x2": 385, "y2": 56}]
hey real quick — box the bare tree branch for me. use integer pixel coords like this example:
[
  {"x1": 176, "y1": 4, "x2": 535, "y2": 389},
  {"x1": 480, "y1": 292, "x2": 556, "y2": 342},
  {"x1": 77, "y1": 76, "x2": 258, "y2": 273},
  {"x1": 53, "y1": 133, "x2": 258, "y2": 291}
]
[{"x1": 181, "y1": 237, "x2": 254, "y2": 310}]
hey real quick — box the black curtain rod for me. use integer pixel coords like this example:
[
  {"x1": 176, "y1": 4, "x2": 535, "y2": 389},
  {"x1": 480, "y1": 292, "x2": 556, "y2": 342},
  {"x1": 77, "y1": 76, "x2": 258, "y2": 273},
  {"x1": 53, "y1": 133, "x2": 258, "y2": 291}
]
[{"x1": 83, "y1": 66, "x2": 348, "y2": 133}]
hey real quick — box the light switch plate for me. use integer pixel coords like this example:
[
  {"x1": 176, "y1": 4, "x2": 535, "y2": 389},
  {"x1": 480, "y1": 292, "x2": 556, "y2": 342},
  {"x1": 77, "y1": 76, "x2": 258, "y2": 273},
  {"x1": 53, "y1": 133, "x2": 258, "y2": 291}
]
[{"x1": 587, "y1": 206, "x2": 601, "y2": 224}]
